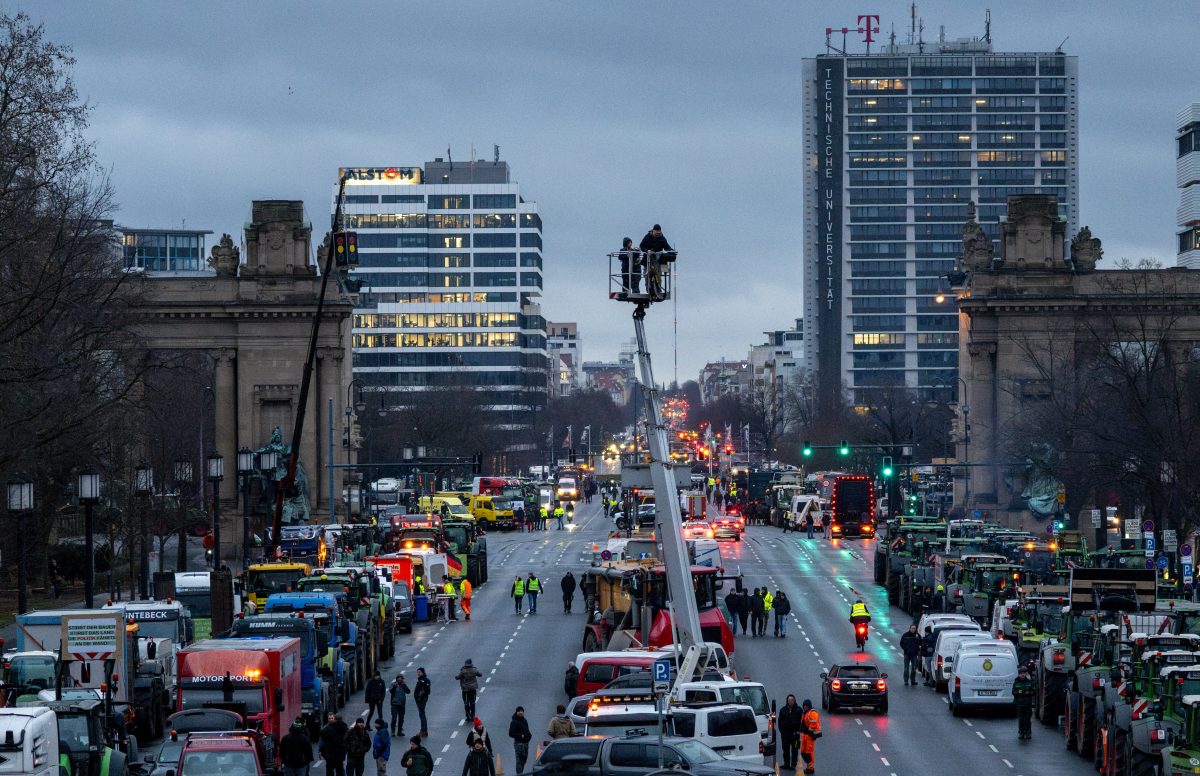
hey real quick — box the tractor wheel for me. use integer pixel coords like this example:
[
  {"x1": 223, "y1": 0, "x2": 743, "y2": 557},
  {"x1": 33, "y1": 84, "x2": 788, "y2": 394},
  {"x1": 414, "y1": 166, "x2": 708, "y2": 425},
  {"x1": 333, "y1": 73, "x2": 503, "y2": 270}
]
[
  {"x1": 1126, "y1": 733, "x2": 1157, "y2": 776},
  {"x1": 1077, "y1": 699, "x2": 1095, "y2": 757}
]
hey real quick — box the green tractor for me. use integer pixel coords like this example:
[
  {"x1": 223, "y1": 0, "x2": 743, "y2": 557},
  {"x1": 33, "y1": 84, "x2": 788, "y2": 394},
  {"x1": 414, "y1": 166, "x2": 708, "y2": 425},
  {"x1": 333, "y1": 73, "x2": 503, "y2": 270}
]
[
  {"x1": 46, "y1": 699, "x2": 129, "y2": 776},
  {"x1": 1161, "y1": 692, "x2": 1200, "y2": 776},
  {"x1": 443, "y1": 518, "x2": 488, "y2": 586}
]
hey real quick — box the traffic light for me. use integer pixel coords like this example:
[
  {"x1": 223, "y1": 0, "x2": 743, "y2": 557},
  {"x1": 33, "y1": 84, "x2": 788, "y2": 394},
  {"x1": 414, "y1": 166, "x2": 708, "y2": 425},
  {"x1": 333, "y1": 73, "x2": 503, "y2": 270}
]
[
  {"x1": 802, "y1": 441, "x2": 813, "y2": 458},
  {"x1": 881, "y1": 456, "x2": 893, "y2": 478},
  {"x1": 1053, "y1": 518, "x2": 1065, "y2": 531},
  {"x1": 334, "y1": 231, "x2": 359, "y2": 268},
  {"x1": 839, "y1": 440, "x2": 850, "y2": 457}
]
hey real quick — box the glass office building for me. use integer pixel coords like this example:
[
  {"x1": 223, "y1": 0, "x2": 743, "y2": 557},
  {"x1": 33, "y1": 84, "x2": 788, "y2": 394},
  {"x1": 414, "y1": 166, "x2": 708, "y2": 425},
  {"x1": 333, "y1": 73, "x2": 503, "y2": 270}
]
[
  {"x1": 337, "y1": 160, "x2": 549, "y2": 428},
  {"x1": 802, "y1": 36, "x2": 1078, "y2": 405},
  {"x1": 1178, "y1": 103, "x2": 1200, "y2": 268}
]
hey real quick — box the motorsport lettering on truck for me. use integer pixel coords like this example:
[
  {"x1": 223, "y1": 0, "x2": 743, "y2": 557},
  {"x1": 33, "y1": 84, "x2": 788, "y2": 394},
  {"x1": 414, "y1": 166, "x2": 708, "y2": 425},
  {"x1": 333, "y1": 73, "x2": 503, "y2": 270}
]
[
  {"x1": 13, "y1": 608, "x2": 169, "y2": 740},
  {"x1": 264, "y1": 593, "x2": 356, "y2": 697},
  {"x1": 176, "y1": 637, "x2": 301, "y2": 765},
  {"x1": 226, "y1": 613, "x2": 337, "y2": 737},
  {"x1": 245, "y1": 561, "x2": 312, "y2": 612}
]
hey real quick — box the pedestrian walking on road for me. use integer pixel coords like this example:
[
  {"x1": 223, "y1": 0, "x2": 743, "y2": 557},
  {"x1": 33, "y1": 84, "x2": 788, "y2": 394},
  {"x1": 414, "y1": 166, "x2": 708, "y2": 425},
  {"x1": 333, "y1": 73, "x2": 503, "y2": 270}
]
[
  {"x1": 547, "y1": 705, "x2": 578, "y2": 740},
  {"x1": 920, "y1": 626, "x2": 937, "y2": 687},
  {"x1": 281, "y1": 720, "x2": 315, "y2": 776},
  {"x1": 461, "y1": 578, "x2": 473, "y2": 621},
  {"x1": 773, "y1": 591, "x2": 791, "y2": 637},
  {"x1": 401, "y1": 736, "x2": 434, "y2": 776},
  {"x1": 511, "y1": 575, "x2": 526, "y2": 614},
  {"x1": 737, "y1": 589, "x2": 751, "y2": 636},
  {"x1": 526, "y1": 572, "x2": 541, "y2": 614},
  {"x1": 805, "y1": 510, "x2": 815, "y2": 539},
  {"x1": 799, "y1": 699, "x2": 821, "y2": 774},
  {"x1": 554, "y1": 504, "x2": 565, "y2": 530},
  {"x1": 749, "y1": 589, "x2": 765, "y2": 637},
  {"x1": 724, "y1": 588, "x2": 743, "y2": 635},
  {"x1": 1012, "y1": 665, "x2": 1035, "y2": 739},
  {"x1": 373, "y1": 720, "x2": 392, "y2": 776},
  {"x1": 509, "y1": 707, "x2": 532, "y2": 774},
  {"x1": 776, "y1": 695, "x2": 802, "y2": 771},
  {"x1": 899, "y1": 625, "x2": 921, "y2": 685},
  {"x1": 442, "y1": 576, "x2": 458, "y2": 621},
  {"x1": 364, "y1": 670, "x2": 387, "y2": 726},
  {"x1": 465, "y1": 718, "x2": 492, "y2": 752},
  {"x1": 561, "y1": 571, "x2": 577, "y2": 613},
  {"x1": 462, "y1": 738, "x2": 495, "y2": 776},
  {"x1": 414, "y1": 668, "x2": 431, "y2": 737},
  {"x1": 456, "y1": 659, "x2": 482, "y2": 722},
  {"x1": 564, "y1": 661, "x2": 579, "y2": 700},
  {"x1": 345, "y1": 718, "x2": 373, "y2": 776},
  {"x1": 320, "y1": 712, "x2": 350, "y2": 776},
  {"x1": 390, "y1": 674, "x2": 410, "y2": 736}
]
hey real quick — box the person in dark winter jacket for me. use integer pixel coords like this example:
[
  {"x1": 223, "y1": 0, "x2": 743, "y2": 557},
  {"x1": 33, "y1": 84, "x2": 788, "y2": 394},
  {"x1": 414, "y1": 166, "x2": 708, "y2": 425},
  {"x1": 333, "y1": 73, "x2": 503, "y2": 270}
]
[
  {"x1": 737, "y1": 589, "x2": 751, "y2": 636},
  {"x1": 465, "y1": 718, "x2": 492, "y2": 752},
  {"x1": 401, "y1": 736, "x2": 434, "y2": 776},
  {"x1": 639, "y1": 225, "x2": 675, "y2": 300},
  {"x1": 776, "y1": 695, "x2": 803, "y2": 771},
  {"x1": 639, "y1": 224, "x2": 674, "y2": 256},
  {"x1": 920, "y1": 626, "x2": 937, "y2": 687},
  {"x1": 320, "y1": 712, "x2": 349, "y2": 776},
  {"x1": 345, "y1": 718, "x2": 373, "y2": 776},
  {"x1": 508, "y1": 707, "x2": 532, "y2": 774},
  {"x1": 750, "y1": 589, "x2": 766, "y2": 637},
  {"x1": 456, "y1": 659, "x2": 483, "y2": 721},
  {"x1": 390, "y1": 674, "x2": 410, "y2": 735},
  {"x1": 617, "y1": 237, "x2": 641, "y2": 297},
  {"x1": 899, "y1": 624, "x2": 922, "y2": 685},
  {"x1": 364, "y1": 671, "x2": 387, "y2": 726},
  {"x1": 462, "y1": 738, "x2": 495, "y2": 776},
  {"x1": 373, "y1": 720, "x2": 391, "y2": 776},
  {"x1": 724, "y1": 589, "x2": 742, "y2": 635},
  {"x1": 561, "y1": 572, "x2": 577, "y2": 613},
  {"x1": 773, "y1": 591, "x2": 792, "y2": 637},
  {"x1": 414, "y1": 667, "x2": 431, "y2": 737},
  {"x1": 563, "y1": 661, "x2": 579, "y2": 700},
  {"x1": 280, "y1": 721, "x2": 315, "y2": 776}
]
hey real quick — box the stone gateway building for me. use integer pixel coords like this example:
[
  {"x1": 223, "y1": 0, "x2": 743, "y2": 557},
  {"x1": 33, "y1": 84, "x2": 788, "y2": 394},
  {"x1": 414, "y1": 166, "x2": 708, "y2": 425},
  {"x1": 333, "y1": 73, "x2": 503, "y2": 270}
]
[{"x1": 956, "y1": 195, "x2": 1200, "y2": 536}]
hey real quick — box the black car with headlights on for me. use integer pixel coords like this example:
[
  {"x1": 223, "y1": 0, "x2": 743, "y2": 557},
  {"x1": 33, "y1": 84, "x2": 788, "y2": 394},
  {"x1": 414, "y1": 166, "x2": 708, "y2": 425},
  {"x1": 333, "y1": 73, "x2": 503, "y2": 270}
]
[{"x1": 820, "y1": 664, "x2": 888, "y2": 714}]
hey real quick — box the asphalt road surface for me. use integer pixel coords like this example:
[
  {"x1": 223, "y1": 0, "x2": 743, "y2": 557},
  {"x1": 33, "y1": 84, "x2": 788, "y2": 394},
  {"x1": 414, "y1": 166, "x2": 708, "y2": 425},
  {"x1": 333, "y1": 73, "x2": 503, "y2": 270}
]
[{"x1": 147, "y1": 499, "x2": 1098, "y2": 776}]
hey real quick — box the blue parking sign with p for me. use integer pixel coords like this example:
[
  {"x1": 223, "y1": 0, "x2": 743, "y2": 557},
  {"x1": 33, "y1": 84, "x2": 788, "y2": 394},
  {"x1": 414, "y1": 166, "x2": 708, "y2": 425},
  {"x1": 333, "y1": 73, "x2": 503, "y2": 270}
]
[{"x1": 653, "y1": 659, "x2": 671, "y2": 684}]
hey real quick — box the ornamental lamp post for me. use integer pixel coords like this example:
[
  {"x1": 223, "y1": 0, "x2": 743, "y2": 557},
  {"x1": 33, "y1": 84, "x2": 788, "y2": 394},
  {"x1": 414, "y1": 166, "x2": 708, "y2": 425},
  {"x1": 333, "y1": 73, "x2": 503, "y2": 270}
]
[
  {"x1": 173, "y1": 459, "x2": 193, "y2": 572},
  {"x1": 77, "y1": 467, "x2": 102, "y2": 608},
  {"x1": 237, "y1": 447, "x2": 255, "y2": 571},
  {"x1": 207, "y1": 451, "x2": 224, "y2": 567},
  {"x1": 134, "y1": 462, "x2": 153, "y2": 599},
  {"x1": 7, "y1": 477, "x2": 33, "y2": 614}
]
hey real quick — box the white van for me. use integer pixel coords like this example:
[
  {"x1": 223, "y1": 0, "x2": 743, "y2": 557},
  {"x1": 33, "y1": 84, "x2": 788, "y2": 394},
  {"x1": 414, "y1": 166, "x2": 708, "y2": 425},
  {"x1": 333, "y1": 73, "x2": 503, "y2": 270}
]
[
  {"x1": 671, "y1": 704, "x2": 763, "y2": 761},
  {"x1": 949, "y1": 644, "x2": 1019, "y2": 715},
  {"x1": 688, "y1": 538, "x2": 722, "y2": 569},
  {"x1": 679, "y1": 681, "x2": 771, "y2": 743},
  {"x1": 916, "y1": 611, "x2": 976, "y2": 636},
  {"x1": 932, "y1": 631, "x2": 998, "y2": 690}
]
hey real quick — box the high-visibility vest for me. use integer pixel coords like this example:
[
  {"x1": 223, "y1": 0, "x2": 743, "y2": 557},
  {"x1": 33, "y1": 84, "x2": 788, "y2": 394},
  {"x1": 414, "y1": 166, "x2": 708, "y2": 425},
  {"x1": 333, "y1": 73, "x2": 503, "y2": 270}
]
[
  {"x1": 763, "y1": 592, "x2": 773, "y2": 612},
  {"x1": 801, "y1": 709, "x2": 821, "y2": 738},
  {"x1": 513, "y1": 579, "x2": 526, "y2": 596},
  {"x1": 851, "y1": 602, "x2": 870, "y2": 619},
  {"x1": 554, "y1": 507, "x2": 564, "y2": 518},
  {"x1": 528, "y1": 577, "x2": 541, "y2": 593},
  {"x1": 462, "y1": 580, "x2": 473, "y2": 599},
  {"x1": 539, "y1": 507, "x2": 548, "y2": 518},
  {"x1": 444, "y1": 582, "x2": 456, "y2": 598}
]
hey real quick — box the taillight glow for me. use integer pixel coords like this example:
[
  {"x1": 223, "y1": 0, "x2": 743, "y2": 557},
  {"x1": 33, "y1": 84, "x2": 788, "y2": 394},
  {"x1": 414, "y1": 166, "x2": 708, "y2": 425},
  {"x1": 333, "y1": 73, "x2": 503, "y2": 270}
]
[
  {"x1": 831, "y1": 679, "x2": 842, "y2": 691},
  {"x1": 1052, "y1": 651, "x2": 1066, "y2": 665},
  {"x1": 856, "y1": 624, "x2": 867, "y2": 635},
  {"x1": 876, "y1": 679, "x2": 887, "y2": 690}
]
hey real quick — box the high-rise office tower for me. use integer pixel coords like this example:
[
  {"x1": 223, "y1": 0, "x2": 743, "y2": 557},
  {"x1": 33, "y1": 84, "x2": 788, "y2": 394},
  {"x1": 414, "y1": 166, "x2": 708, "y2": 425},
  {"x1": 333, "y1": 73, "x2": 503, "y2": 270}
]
[
  {"x1": 337, "y1": 159, "x2": 549, "y2": 430},
  {"x1": 802, "y1": 25, "x2": 1078, "y2": 405},
  {"x1": 1178, "y1": 103, "x2": 1200, "y2": 268}
]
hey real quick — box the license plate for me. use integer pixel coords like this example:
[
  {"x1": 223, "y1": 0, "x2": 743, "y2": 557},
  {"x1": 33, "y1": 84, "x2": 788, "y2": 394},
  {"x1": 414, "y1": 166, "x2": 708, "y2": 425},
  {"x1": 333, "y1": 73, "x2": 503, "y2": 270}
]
[{"x1": 977, "y1": 690, "x2": 998, "y2": 696}]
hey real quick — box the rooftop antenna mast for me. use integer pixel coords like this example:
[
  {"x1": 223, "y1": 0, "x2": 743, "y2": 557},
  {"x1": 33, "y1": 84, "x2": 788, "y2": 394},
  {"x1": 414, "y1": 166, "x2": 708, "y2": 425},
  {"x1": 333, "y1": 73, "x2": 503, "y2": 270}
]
[
  {"x1": 984, "y1": 9, "x2": 992, "y2": 44},
  {"x1": 909, "y1": 2, "x2": 917, "y2": 45},
  {"x1": 917, "y1": 16, "x2": 925, "y2": 52}
]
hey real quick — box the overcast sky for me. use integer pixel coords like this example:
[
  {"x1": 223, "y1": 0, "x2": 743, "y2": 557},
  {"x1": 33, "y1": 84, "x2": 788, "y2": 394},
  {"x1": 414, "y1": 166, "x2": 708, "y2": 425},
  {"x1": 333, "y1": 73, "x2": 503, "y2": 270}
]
[{"x1": 17, "y1": 1, "x2": 1199, "y2": 383}]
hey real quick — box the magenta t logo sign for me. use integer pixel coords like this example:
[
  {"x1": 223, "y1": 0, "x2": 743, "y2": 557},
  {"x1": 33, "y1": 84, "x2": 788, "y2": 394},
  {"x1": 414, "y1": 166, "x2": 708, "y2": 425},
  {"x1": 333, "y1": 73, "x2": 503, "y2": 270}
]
[{"x1": 857, "y1": 14, "x2": 880, "y2": 43}]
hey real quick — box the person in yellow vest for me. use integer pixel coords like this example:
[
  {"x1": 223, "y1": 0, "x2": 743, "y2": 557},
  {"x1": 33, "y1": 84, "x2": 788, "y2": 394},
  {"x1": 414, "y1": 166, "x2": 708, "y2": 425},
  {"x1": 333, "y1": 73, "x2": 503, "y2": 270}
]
[
  {"x1": 762, "y1": 589, "x2": 774, "y2": 617},
  {"x1": 849, "y1": 598, "x2": 870, "y2": 624},
  {"x1": 526, "y1": 573, "x2": 541, "y2": 614},
  {"x1": 460, "y1": 578, "x2": 473, "y2": 621},
  {"x1": 553, "y1": 504, "x2": 565, "y2": 530},
  {"x1": 512, "y1": 575, "x2": 526, "y2": 614},
  {"x1": 538, "y1": 505, "x2": 548, "y2": 531},
  {"x1": 442, "y1": 576, "x2": 458, "y2": 622}
]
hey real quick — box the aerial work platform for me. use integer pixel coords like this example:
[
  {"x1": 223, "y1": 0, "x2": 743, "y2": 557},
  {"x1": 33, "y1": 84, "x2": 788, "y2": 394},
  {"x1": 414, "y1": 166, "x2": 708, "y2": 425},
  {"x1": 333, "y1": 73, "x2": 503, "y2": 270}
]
[{"x1": 608, "y1": 250, "x2": 676, "y2": 306}]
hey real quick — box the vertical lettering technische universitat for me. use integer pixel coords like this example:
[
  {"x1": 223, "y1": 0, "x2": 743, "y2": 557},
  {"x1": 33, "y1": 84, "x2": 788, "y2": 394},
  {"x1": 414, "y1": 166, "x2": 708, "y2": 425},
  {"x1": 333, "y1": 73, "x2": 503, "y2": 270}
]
[{"x1": 815, "y1": 59, "x2": 843, "y2": 400}]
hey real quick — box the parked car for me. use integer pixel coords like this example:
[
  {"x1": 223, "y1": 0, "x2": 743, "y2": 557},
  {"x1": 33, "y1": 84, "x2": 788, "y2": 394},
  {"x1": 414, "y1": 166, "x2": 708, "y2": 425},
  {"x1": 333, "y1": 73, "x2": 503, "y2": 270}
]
[
  {"x1": 535, "y1": 734, "x2": 773, "y2": 776},
  {"x1": 948, "y1": 643, "x2": 1019, "y2": 716}
]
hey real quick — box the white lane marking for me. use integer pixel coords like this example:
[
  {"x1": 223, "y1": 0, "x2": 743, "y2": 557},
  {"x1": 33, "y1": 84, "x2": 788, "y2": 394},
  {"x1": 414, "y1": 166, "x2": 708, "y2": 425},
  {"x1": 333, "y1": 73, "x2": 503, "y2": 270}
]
[
  {"x1": 988, "y1": 744, "x2": 998, "y2": 752},
  {"x1": 976, "y1": 731, "x2": 986, "y2": 739},
  {"x1": 450, "y1": 731, "x2": 459, "y2": 739},
  {"x1": 491, "y1": 668, "x2": 497, "y2": 674},
  {"x1": 863, "y1": 730, "x2": 872, "y2": 738},
  {"x1": 963, "y1": 719, "x2": 973, "y2": 727},
  {"x1": 872, "y1": 743, "x2": 880, "y2": 751},
  {"x1": 485, "y1": 677, "x2": 491, "y2": 683},
  {"x1": 441, "y1": 745, "x2": 450, "y2": 752},
  {"x1": 436, "y1": 758, "x2": 443, "y2": 765},
  {"x1": 880, "y1": 758, "x2": 890, "y2": 766},
  {"x1": 1002, "y1": 759, "x2": 1013, "y2": 769},
  {"x1": 855, "y1": 719, "x2": 863, "y2": 726}
]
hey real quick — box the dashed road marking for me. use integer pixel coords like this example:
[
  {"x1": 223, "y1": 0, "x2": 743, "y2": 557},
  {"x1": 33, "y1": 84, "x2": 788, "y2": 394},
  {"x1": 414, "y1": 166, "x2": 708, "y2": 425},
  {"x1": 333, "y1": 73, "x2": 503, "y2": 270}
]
[
  {"x1": 441, "y1": 745, "x2": 450, "y2": 752},
  {"x1": 1001, "y1": 759, "x2": 1013, "y2": 769},
  {"x1": 988, "y1": 744, "x2": 998, "y2": 752},
  {"x1": 450, "y1": 731, "x2": 459, "y2": 739},
  {"x1": 976, "y1": 731, "x2": 986, "y2": 739}
]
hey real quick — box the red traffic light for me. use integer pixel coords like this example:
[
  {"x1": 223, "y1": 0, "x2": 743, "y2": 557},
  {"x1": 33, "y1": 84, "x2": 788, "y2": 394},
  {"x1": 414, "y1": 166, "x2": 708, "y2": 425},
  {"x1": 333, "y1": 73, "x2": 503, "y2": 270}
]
[{"x1": 346, "y1": 231, "x2": 357, "y2": 253}]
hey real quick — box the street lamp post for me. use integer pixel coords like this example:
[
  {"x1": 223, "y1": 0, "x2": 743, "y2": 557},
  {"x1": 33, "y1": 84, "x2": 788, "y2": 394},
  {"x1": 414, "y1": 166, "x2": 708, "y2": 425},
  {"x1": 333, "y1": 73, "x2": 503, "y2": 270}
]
[
  {"x1": 207, "y1": 452, "x2": 224, "y2": 567},
  {"x1": 7, "y1": 478, "x2": 33, "y2": 614},
  {"x1": 77, "y1": 467, "x2": 101, "y2": 608},
  {"x1": 135, "y1": 462, "x2": 154, "y2": 599},
  {"x1": 174, "y1": 459, "x2": 193, "y2": 573},
  {"x1": 258, "y1": 450, "x2": 279, "y2": 553},
  {"x1": 238, "y1": 448, "x2": 255, "y2": 571}
]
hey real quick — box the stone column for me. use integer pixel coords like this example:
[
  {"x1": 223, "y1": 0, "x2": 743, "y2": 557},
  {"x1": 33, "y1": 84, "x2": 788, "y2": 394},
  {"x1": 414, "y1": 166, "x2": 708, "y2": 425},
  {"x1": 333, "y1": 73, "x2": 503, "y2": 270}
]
[
  {"x1": 211, "y1": 348, "x2": 238, "y2": 559},
  {"x1": 966, "y1": 340, "x2": 997, "y2": 514}
]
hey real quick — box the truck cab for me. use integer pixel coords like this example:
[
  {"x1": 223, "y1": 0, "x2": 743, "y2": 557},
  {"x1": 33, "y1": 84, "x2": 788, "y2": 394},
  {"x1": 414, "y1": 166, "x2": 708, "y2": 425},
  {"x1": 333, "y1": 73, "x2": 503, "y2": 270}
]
[
  {"x1": 0, "y1": 706, "x2": 61, "y2": 776},
  {"x1": 244, "y1": 562, "x2": 312, "y2": 612},
  {"x1": 468, "y1": 496, "x2": 515, "y2": 529},
  {"x1": 44, "y1": 699, "x2": 129, "y2": 776},
  {"x1": 264, "y1": 593, "x2": 356, "y2": 696}
]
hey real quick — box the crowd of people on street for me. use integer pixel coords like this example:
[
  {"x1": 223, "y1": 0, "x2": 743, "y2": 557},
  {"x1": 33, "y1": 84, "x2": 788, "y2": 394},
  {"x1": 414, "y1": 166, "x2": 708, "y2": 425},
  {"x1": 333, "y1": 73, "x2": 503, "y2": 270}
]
[{"x1": 723, "y1": 586, "x2": 791, "y2": 637}]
